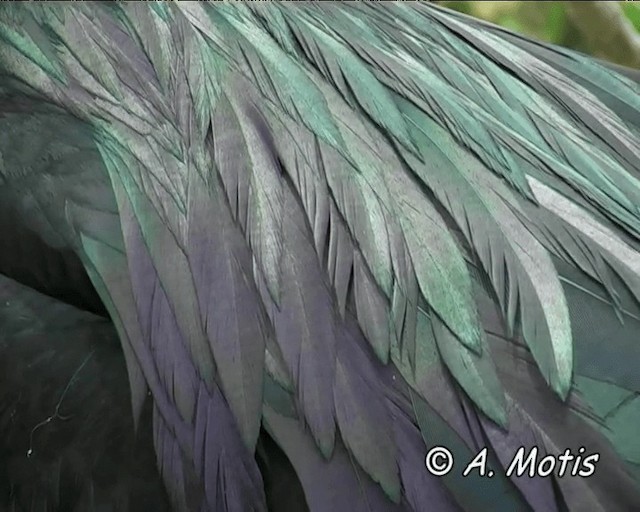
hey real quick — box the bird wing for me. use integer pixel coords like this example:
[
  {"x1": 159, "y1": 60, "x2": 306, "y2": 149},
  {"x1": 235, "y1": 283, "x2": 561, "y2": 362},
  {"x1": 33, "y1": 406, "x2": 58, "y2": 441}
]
[{"x1": 1, "y1": 3, "x2": 640, "y2": 511}]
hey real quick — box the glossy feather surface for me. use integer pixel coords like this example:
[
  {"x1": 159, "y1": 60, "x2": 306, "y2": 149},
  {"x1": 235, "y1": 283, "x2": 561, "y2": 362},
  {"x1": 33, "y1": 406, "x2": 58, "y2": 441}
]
[{"x1": 1, "y1": 3, "x2": 640, "y2": 511}]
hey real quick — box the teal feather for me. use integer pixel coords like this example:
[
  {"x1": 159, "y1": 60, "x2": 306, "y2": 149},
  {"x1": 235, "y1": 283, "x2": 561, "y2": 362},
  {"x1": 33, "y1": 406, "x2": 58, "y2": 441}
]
[{"x1": 2, "y1": 3, "x2": 640, "y2": 510}]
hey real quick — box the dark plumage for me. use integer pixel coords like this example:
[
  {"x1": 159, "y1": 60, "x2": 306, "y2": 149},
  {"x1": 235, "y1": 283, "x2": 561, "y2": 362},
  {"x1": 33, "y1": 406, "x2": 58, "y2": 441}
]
[{"x1": 1, "y1": 3, "x2": 639, "y2": 511}]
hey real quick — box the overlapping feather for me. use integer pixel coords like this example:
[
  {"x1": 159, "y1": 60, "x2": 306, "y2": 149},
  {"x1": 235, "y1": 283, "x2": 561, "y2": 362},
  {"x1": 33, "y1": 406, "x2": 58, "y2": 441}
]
[{"x1": 2, "y1": 3, "x2": 640, "y2": 511}]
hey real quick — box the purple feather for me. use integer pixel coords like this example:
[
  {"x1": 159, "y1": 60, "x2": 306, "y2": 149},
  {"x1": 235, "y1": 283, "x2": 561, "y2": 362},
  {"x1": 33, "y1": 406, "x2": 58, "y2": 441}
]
[
  {"x1": 479, "y1": 400, "x2": 559, "y2": 512},
  {"x1": 211, "y1": 96, "x2": 251, "y2": 229},
  {"x1": 264, "y1": 406, "x2": 406, "y2": 512},
  {"x1": 125, "y1": 200, "x2": 199, "y2": 426},
  {"x1": 333, "y1": 317, "x2": 400, "y2": 503},
  {"x1": 195, "y1": 382, "x2": 266, "y2": 512},
  {"x1": 188, "y1": 169, "x2": 265, "y2": 450},
  {"x1": 154, "y1": 405, "x2": 204, "y2": 512},
  {"x1": 115, "y1": 185, "x2": 194, "y2": 454},
  {"x1": 327, "y1": 202, "x2": 354, "y2": 317},
  {"x1": 389, "y1": 402, "x2": 462, "y2": 512},
  {"x1": 272, "y1": 186, "x2": 338, "y2": 458},
  {"x1": 118, "y1": 184, "x2": 266, "y2": 511}
]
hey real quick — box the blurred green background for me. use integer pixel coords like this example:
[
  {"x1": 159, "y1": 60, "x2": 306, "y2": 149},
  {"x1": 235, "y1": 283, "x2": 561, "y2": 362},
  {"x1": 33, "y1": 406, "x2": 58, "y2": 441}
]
[{"x1": 438, "y1": 1, "x2": 640, "y2": 69}]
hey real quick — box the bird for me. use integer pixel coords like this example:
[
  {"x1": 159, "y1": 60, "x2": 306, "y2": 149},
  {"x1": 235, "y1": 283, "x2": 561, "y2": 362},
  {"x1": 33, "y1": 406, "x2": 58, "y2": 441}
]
[{"x1": 1, "y1": 2, "x2": 640, "y2": 511}]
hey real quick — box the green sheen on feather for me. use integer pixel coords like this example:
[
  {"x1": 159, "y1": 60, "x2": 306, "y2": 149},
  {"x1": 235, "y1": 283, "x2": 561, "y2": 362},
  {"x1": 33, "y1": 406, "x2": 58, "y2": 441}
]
[
  {"x1": 0, "y1": 12, "x2": 66, "y2": 84},
  {"x1": 295, "y1": 13, "x2": 416, "y2": 154},
  {"x1": 389, "y1": 176, "x2": 485, "y2": 354},
  {"x1": 575, "y1": 375, "x2": 640, "y2": 465},
  {"x1": 401, "y1": 103, "x2": 573, "y2": 399},
  {"x1": 96, "y1": 137, "x2": 217, "y2": 392},
  {"x1": 213, "y1": 3, "x2": 347, "y2": 156}
]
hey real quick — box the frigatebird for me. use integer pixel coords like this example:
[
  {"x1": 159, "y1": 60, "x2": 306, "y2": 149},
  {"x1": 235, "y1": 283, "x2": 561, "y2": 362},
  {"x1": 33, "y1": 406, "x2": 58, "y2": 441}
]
[{"x1": 1, "y1": 3, "x2": 640, "y2": 511}]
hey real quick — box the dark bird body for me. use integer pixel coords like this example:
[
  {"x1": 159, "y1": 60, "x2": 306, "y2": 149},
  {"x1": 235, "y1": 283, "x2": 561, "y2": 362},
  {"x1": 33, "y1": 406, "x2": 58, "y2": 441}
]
[{"x1": 1, "y1": 3, "x2": 640, "y2": 511}]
